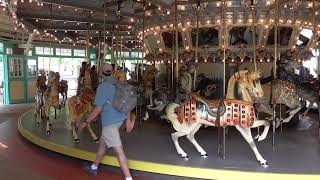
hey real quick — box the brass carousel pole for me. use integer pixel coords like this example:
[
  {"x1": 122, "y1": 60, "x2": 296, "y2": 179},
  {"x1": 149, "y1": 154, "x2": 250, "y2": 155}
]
[
  {"x1": 111, "y1": 27, "x2": 115, "y2": 64},
  {"x1": 141, "y1": 1, "x2": 146, "y2": 77},
  {"x1": 318, "y1": 48, "x2": 320, "y2": 139},
  {"x1": 171, "y1": 23, "x2": 175, "y2": 89},
  {"x1": 135, "y1": 37, "x2": 139, "y2": 81},
  {"x1": 48, "y1": 3, "x2": 52, "y2": 71},
  {"x1": 101, "y1": 0, "x2": 107, "y2": 69},
  {"x1": 222, "y1": 1, "x2": 226, "y2": 97},
  {"x1": 115, "y1": 1, "x2": 121, "y2": 69},
  {"x1": 313, "y1": 0, "x2": 320, "y2": 139},
  {"x1": 272, "y1": 0, "x2": 279, "y2": 148},
  {"x1": 194, "y1": 1, "x2": 200, "y2": 90},
  {"x1": 85, "y1": 12, "x2": 90, "y2": 63},
  {"x1": 250, "y1": 0, "x2": 259, "y2": 136},
  {"x1": 174, "y1": 0, "x2": 179, "y2": 80},
  {"x1": 218, "y1": 0, "x2": 227, "y2": 160},
  {"x1": 251, "y1": 1, "x2": 257, "y2": 71}
]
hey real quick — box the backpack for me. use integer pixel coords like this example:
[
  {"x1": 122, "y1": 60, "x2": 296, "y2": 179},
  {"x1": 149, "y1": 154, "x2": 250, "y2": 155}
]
[{"x1": 112, "y1": 82, "x2": 137, "y2": 114}]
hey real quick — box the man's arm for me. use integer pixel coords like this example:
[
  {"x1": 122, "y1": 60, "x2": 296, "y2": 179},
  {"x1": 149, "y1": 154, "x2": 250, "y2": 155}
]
[
  {"x1": 79, "y1": 106, "x2": 102, "y2": 130},
  {"x1": 126, "y1": 112, "x2": 136, "y2": 133}
]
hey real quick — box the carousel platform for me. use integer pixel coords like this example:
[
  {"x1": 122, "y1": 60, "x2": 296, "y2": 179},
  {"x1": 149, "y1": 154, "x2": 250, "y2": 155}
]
[{"x1": 18, "y1": 108, "x2": 320, "y2": 180}]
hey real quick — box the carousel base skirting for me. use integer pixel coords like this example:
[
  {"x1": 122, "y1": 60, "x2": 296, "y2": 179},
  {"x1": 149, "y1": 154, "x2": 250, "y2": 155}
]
[{"x1": 18, "y1": 109, "x2": 320, "y2": 180}]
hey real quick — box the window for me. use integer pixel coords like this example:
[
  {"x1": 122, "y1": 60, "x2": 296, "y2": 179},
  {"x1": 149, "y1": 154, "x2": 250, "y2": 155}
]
[
  {"x1": 27, "y1": 59, "x2": 37, "y2": 76},
  {"x1": 73, "y1": 49, "x2": 86, "y2": 57},
  {"x1": 27, "y1": 50, "x2": 32, "y2": 56},
  {"x1": 43, "y1": 47, "x2": 53, "y2": 55},
  {"x1": 0, "y1": 43, "x2": 3, "y2": 53},
  {"x1": 123, "y1": 52, "x2": 130, "y2": 58},
  {"x1": 113, "y1": 51, "x2": 121, "y2": 58},
  {"x1": 9, "y1": 58, "x2": 23, "y2": 77},
  {"x1": 89, "y1": 53, "x2": 96, "y2": 59},
  {"x1": 6, "y1": 48, "x2": 12, "y2": 55},
  {"x1": 131, "y1": 52, "x2": 139, "y2": 58},
  {"x1": 105, "y1": 54, "x2": 111, "y2": 59},
  {"x1": 139, "y1": 52, "x2": 144, "y2": 58},
  {"x1": 56, "y1": 48, "x2": 72, "y2": 56},
  {"x1": 35, "y1": 47, "x2": 53, "y2": 55},
  {"x1": 35, "y1": 47, "x2": 43, "y2": 55}
]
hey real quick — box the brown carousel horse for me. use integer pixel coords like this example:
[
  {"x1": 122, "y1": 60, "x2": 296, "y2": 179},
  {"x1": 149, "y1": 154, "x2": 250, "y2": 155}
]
[
  {"x1": 141, "y1": 65, "x2": 159, "y2": 120},
  {"x1": 34, "y1": 73, "x2": 47, "y2": 125},
  {"x1": 67, "y1": 88, "x2": 96, "y2": 142},
  {"x1": 165, "y1": 70, "x2": 270, "y2": 166},
  {"x1": 59, "y1": 80, "x2": 68, "y2": 106},
  {"x1": 42, "y1": 71, "x2": 61, "y2": 134}
]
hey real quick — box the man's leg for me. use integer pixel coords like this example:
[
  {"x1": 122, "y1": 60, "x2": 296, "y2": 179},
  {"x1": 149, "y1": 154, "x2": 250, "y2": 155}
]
[
  {"x1": 113, "y1": 146, "x2": 132, "y2": 178},
  {"x1": 93, "y1": 139, "x2": 107, "y2": 167}
]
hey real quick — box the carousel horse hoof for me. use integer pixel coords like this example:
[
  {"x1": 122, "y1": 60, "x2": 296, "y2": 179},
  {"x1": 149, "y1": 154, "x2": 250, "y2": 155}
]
[
  {"x1": 201, "y1": 154, "x2": 208, "y2": 158},
  {"x1": 254, "y1": 134, "x2": 260, "y2": 140},
  {"x1": 36, "y1": 122, "x2": 40, "y2": 126},
  {"x1": 260, "y1": 161, "x2": 269, "y2": 167},
  {"x1": 46, "y1": 130, "x2": 51, "y2": 135},
  {"x1": 93, "y1": 139, "x2": 99, "y2": 142},
  {"x1": 181, "y1": 155, "x2": 188, "y2": 159},
  {"x1": 74, "y1": 139, "x2": 80, "y2": 143}
]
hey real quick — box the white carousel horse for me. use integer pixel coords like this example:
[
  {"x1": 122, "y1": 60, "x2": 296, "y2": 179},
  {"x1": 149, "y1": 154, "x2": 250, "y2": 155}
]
[
  {"x1": 42, "y1": 71, "x2": 60, "y2": 134},
  {"x1": 66, "y1": 88, "x2": 97, "y2": 142},
  {"x1": 165, "y1": 70, "x2": 270, "y2": 166}
]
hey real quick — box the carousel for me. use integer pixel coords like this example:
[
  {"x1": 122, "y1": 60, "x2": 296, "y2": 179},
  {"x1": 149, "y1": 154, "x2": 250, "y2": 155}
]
[{"x1": 9, "y1": 0, "x2": 320, "y2": 179}]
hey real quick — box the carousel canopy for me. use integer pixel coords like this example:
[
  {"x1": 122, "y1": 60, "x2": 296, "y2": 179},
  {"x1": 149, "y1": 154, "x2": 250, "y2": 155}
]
[{"x1": 1, "y1": 0, "x2": 320, "y2": 61}]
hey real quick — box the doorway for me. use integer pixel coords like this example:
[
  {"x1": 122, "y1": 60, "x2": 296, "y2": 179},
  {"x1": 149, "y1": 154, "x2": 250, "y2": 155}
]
[{"x1": 0, "y1": 55, "x2": 3, "y2": 105}]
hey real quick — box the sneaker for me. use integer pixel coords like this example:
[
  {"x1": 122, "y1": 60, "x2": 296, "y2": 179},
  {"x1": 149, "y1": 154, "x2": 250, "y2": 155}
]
[{"x1": 83, "y1": 162, "x2": 97, "y2": 176}]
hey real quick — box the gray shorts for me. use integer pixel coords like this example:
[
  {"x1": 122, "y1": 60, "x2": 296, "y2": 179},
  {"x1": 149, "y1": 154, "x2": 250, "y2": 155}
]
[{"x1": 101, "y1": 123, "x2": 123, "y2": 148}]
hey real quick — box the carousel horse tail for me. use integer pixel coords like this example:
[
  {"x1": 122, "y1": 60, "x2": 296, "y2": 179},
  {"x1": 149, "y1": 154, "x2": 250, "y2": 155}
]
[{"x1": 165, "y1": 103, "x2": 180, "y2": 122}]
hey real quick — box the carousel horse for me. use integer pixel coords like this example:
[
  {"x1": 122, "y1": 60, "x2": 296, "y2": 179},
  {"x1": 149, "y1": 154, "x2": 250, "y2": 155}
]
[
  {"x1": 165, "y1": 70, "x2": 270, "y2": 166},
  {"x1": 42, "y1": 71, "x2": 61, "y2": 134},
  {"x1": 59, "y1": 80, "x2": 68, "y2": 106},
  {"x1": 141, "y1": 65, "x2": 158, "y2": 120},
  {"x1": 34, "y1": 74, "x2": 47, "y2": 125},
  {"x1": 67, "y1": 88, "x2": 97, "y2": 142},
  {"x1": 256, "y1": 58, "x2": 315, "y2": 126}
]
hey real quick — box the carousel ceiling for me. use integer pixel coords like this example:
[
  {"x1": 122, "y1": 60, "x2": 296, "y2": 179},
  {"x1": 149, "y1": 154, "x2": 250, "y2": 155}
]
[{"x1": 1, "y1": 0, "x2": 320, "y2": 61}]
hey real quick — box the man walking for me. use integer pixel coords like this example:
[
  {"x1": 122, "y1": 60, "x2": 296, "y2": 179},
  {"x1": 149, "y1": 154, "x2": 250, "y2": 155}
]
[{"x1": 79, "y1": 63, "x2": 134, "y2": 180}]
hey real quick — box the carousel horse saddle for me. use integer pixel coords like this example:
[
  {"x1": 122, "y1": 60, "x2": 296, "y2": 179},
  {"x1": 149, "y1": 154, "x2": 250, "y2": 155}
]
[
  {"x1": 188, "y1": 92, "x2": 256, "y2": 128},
  {"x1": 187, "y1": 92, "x2": 224, "y2": 117}
]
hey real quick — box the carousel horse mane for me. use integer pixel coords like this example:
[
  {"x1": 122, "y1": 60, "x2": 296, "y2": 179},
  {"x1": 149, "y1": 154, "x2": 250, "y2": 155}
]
[{"x1": 226, "y1": 70, "x2": 262, "y2": 101}]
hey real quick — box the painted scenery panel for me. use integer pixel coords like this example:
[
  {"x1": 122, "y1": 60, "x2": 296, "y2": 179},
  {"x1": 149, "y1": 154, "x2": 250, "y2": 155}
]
[
  {"x1": 161, "y1": 31, "x2": 183, "y2": 48},
  {"x1": 191, "y1": 27, "x2": 219, "y2": 47},
  {"x1": 267, "y1": 27, "x2": 293, "y2": 46},
  {"x1": 229, "y1": 26, "x2": 258, "y2": 46}
]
